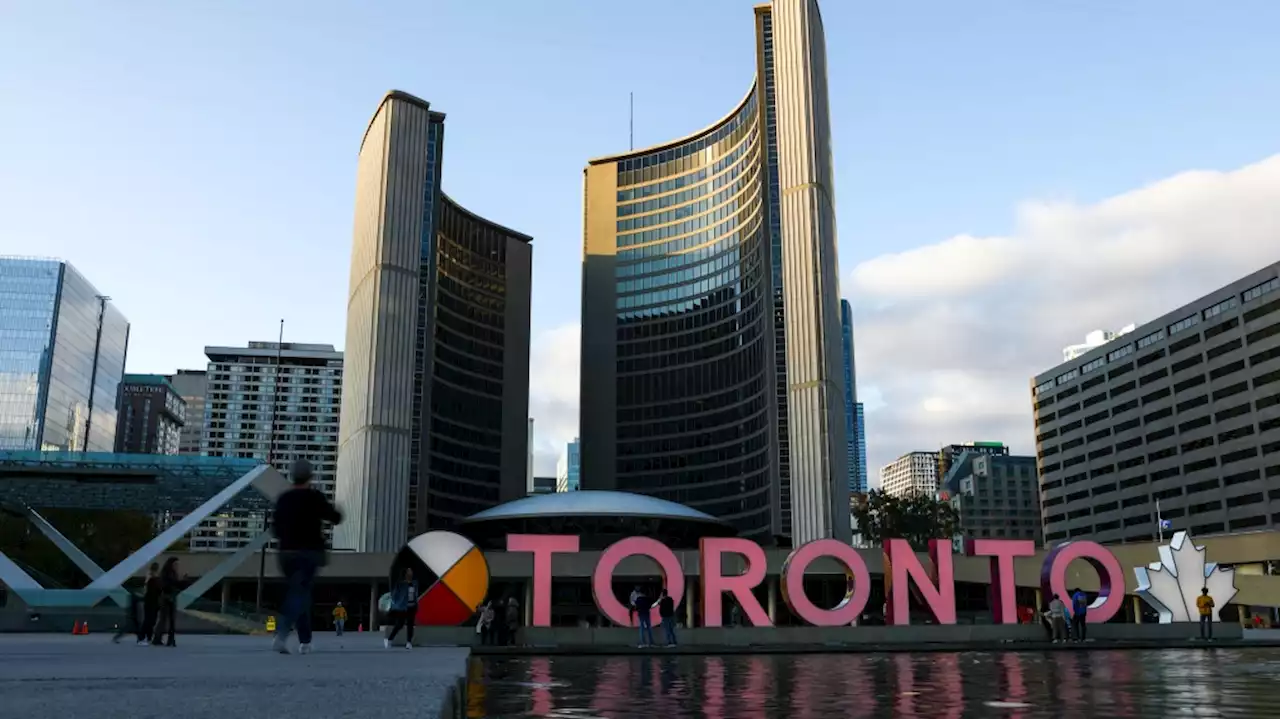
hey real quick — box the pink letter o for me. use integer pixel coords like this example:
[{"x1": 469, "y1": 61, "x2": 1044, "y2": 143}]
[
  {"x1": 781, "y1": 539, "x2": 871, "y2": 627},
  {"x1": 592, "y1": 537, "x2": 685, "y2": 627},
  {"x1": 1041, "y1": 540, "x2": 1125, "y2": 623}
]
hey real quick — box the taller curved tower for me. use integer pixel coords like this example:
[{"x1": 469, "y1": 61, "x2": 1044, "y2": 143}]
[
  {"x1": 336, "y1": 91, "x2": 532, "y2": 552},
  {"x1": 580, "y1": 0, "x2": 851, "y2": 545}
]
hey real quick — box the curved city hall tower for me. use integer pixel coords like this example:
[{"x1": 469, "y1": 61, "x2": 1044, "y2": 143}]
[
  {"x1": 337, "y1": 92, "x2": 532, "y2": 552},
  {"x1": 580, "y1": 0, "x2": 850, "y2": 544}
]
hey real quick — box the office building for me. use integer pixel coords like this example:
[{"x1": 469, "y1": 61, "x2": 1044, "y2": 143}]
[
  {"x1": 0, "y1": 257, "x2": 129, "y2": 453},
  {"x1": 1063, "y1": 325, "x2": 1136, "y2": 362},
  {"x1": 168, "y1": 369, "x2": 207, "y2": 455},
  {"x1": 196, "y1": 342, "x2": 342, "y2": 551},
  {"x1": 556, "y1": 437, "x2": 581, "y2": 492},
  {"x1": 1033, "y1": 263, "x2": 1280, "y2": 545},
  {"x1": 114, "y1": 374, "x2": 186, "y2": 455},
  {"x1": 579, "y1": 0, "x2": 850, "y2": 544},
  {"x1": 336, "y1": 91, "x2": 533, "y2": 553},
  {"x1": 853, "y1": 402, "x2": 868, "y2": 492},
  {"x1": 880, "y1": 451, "x2": 938, "y2": 498},
  {"x1": 937, "y1": 441, "x2": 1009, "y2": 492},
  {"x1": 943, "y1": 452, "x2": 1042, "y2": 545},
  {"x1": 840, "y1": 299, "x2": 865, "y2": 493}
]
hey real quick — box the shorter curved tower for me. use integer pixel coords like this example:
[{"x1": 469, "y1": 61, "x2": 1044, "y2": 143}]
[{"x1": 336, "y1": 91, "x2": 532, "y2": 553}]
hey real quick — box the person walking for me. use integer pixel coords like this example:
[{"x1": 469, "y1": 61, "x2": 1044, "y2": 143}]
[
  {"x1": 657, "y1": 588, "x2": 677, "y2": 647},
  {"x1": 1197, "y1": 587, "x2": 1216, "y2": 640},
  {"x1": 137, "y1": 563, "x2": 162, "y2": 645},
  {"x1": 505, "y1": 597, "x2": 521, "y2": 646},
  {"x1": 332, "y1": 601, "x2": 347, "y2": 636},
  {"x1": 1046, "y1": 594, "x2": 1067, "y2": 643},
  {"x1": 151, "y1": 558, "x2": 182, "y2": 647},
  {"x1": 634, "y1": 587, "x2": 655, "y2": 648},
  {"x1": 271, "y1": 459, "x2": 343, "y2": 655},
  {"x1": 385, "y1": 568, "x2": 419, "y2": 649},
  {"x1": 1070, "y1": 588, "x2": 1089, "y2": 642}
]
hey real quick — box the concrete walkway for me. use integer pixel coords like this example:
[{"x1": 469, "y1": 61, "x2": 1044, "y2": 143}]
[{"x1": 0, "y1": 633, "x2": 469, "y2": 719}]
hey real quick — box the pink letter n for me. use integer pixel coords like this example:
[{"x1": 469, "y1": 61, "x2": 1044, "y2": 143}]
[{"x1": 884, "y1": 538, "x2": 957, "y2": 625}]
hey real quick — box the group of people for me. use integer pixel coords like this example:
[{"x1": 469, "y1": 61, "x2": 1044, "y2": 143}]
[
  {"x1": 475, "y1": 596, "x2": 522, "y2": 645},
  {"x1": 629, "y1": 585, "x2": 678, "y2": 648},
  {"x1": 1045, "y1": 586, "x2": 1218, "y2": 642},
  {"x1": 1044, "y1": 588, "x2": 1092, "y2": 642},
  {"x1": 112, "y1": 557, "x2": 183, "y2": 647}
]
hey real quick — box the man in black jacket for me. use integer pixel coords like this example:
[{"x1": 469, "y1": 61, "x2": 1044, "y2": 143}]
[
  {"x1": 657, "y1": 588, "x2": 677, "y2": 646},
  {"x1": 271, "y1": 459, "x2": 342, "y2": 655}
]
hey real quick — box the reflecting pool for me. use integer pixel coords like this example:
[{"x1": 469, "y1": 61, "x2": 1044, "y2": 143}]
[{"x1": 469, "y1": 649, "x2": 1279, "y2": 718}]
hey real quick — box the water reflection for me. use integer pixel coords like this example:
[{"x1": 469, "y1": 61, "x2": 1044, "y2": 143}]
[{"x1": 470, "y1": 649, "x2": 1280, "y2": 718}]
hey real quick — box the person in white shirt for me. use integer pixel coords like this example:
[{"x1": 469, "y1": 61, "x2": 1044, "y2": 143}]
[{"x1": 1046, "y1": 595, "x2": 1067, "y2": 643}]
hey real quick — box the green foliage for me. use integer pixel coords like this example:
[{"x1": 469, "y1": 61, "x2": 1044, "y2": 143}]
[
  {"x1": 0, "y1": 509, "x2": 156, "y2": 588},
  {"x1": 851, "y1": 490, "x2": 958, "y2": 550}
]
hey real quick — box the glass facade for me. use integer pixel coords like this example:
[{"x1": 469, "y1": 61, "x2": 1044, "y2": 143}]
[
  {"x1": 556, "y1": 437, "x2": 580, "y2": 492},
  {"x1": 0, "y1": 258, "x2": 128, "y2": 453},
  {"x1": 0, "y1": 259, "x2": 60, "y2": 450},
  {"x1": 607, "y1": 88, "x2": 777, "y2": 541},
  {"x1": 420, "y1": 196, "x2": 523, "y2": 526},
  {"x1": 840, "y1": 299, "x2": 865, "y2": 493}
]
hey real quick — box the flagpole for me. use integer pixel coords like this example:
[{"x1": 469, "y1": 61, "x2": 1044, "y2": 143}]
[{"x1": 1156, "y1": 498, "x2": 1164, "y2": 543}]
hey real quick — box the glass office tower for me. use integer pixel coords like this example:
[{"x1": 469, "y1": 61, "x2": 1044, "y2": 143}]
[
  {"x1": 336, "y1": 92, "x2": 533, "y2": 553},
  {"x1": 840, "y1": 299, "x2": 866, "y2": 494},
  {"x1": 0, "y1": 257, "x2": 129, "y2": 452},
  {"x1": 580, "y1": 0, "x2": 850, "y2": 544}
]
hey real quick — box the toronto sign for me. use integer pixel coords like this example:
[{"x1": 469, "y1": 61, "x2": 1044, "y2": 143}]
[{"x1": 394, "y1": 530, "x2": 1239, "y2": 628}]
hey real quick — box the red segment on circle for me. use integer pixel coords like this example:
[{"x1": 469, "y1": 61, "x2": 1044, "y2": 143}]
[{"x1": 416, "y1": 582, "x2": 475, "y2": 626}]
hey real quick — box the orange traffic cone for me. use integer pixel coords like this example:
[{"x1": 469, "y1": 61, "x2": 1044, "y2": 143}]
[
  {"x1": 357, "y1": 623, "x2": 364, "y2": 632},
  {"x1": 82, "y1": 622, "x2": 89, "y2": 635},
  {"x1": 71, "y1": 621, "x2": 80, "y2": 635}
]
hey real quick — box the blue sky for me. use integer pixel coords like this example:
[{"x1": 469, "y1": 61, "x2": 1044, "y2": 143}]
[{"x1": 3, "y1": 1, "x2": 1278, "y2": 474}]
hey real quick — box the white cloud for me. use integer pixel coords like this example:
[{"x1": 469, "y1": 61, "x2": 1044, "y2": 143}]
[
  {"x1": 852, "y1": 154, "x2": 1280, "y2": 477},
  {"x1": 529, "y1": 322, "x2": 580, "y2": 476}
]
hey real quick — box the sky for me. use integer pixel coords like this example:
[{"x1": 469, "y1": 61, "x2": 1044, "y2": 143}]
[{"x1": 3, "y1": 1, "x2": 1279, "y2": 480}]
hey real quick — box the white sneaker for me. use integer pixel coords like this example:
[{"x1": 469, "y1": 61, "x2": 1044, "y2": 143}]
[
  {"x1": 299, "y1": 643, "x2": 312, "y2": 655},
  {"x1": 137, "y1": 639, "x2": 150, "y2": 646},
  {"x1": 273, "y1": 636, "x2": 290, "y2": 654},
  {"x1": 383, "y1": 638, "x2": 391, "y2": 649},
  {"x1": 405, "y1": 642, "x2": 412, "y2": 650}
]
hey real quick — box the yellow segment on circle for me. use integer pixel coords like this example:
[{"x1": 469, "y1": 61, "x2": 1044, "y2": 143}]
[{"x1": 440, "y1": 547, "x2": 489, "y2": 610}]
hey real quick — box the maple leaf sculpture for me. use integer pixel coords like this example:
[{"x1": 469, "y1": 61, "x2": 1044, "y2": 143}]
[{"x1": 1134, "y1": 530, "x2": 1238, "y2": 623}]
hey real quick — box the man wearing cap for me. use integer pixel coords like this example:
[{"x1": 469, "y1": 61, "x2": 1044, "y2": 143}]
[{"x1": 271, "y1": 459, "x2": 343, "y2": 654}]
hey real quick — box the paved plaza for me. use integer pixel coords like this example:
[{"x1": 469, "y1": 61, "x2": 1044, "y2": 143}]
[{"x1": 0, "y1": 634, "x2": 469, "y2": 719}]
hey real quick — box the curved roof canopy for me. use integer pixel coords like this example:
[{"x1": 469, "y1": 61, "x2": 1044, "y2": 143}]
[
  {"x1": 458, "y1": 491, "x2": 736, "y2": 550},
  {"x1": 463, "y1": 490, "x2": 728, "y2": 526}
]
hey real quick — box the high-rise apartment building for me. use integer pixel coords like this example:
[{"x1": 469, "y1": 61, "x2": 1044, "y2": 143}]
[
  {"x1": 556, "y1": 437, "x2": 580, "y2": 492},
  {"x1": 1033, "y1": 263, "x2": 1280, "y2": 545},
  {"x1": 0, "y1": 257, "x2": 129, "y2": 452},
  {"x1": 114, "y1": 374, "x2": 186, "y2": 455},
  {"x1": 168, "y1": 369, "x2": 207, "y2": 455},
  {"x1": 880, "y1": 451, "x2": 938, "y2": 497},
  {"x1": 579, "y1": 0, "x2": 850, "y2": 544},
  {"x1": 840, "y1": 299, "x2": 865, "y2": 493},
  {"x1": 336, "y1": 91, "x2": 533, "y2": 553},
  {"x1": 195, "y1": 342, "x2": 342, "y2": 551},
  {"x1": 944, "y1": 453, "x2": 1042, "y2": 545}
]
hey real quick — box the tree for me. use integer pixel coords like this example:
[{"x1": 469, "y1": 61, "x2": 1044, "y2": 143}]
[{"x1": 851, "y1": 489, "x2": 958, "y2": 550}]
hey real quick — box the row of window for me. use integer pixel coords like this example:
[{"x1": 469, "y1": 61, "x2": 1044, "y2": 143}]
[
  {"x1": 616, "y1": 138, "x2": 756, "y2": 217},
  {"x1": 1034, "y1": 275, "x2": 1279, "y2": 396},
  {"x1": 614, "y1": 91, "x2": 756, "y2": 188}
]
